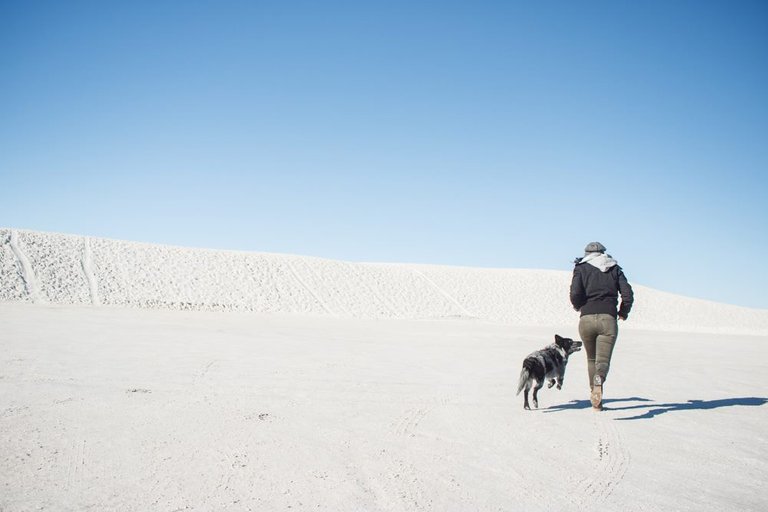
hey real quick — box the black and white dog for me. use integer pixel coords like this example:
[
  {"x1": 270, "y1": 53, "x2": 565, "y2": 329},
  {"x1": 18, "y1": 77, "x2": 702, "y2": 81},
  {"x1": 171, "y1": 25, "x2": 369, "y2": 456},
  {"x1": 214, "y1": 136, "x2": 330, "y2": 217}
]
[{"x1": 517, "y1": 335, "x2": 583, "y2": 410}]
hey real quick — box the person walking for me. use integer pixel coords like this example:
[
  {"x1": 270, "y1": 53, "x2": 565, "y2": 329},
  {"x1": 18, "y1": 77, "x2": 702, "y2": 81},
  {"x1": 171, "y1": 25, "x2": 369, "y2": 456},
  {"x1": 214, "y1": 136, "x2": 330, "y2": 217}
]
[{"x1": 570, "y1": 242, "x2": 634, "y2": 410}]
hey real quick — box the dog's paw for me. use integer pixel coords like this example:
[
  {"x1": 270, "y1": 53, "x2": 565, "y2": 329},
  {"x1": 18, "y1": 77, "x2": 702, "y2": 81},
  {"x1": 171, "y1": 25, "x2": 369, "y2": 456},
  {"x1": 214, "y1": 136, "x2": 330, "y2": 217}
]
[{"x1": 547, "y1": 379, "x2": 556, "y2": 389}]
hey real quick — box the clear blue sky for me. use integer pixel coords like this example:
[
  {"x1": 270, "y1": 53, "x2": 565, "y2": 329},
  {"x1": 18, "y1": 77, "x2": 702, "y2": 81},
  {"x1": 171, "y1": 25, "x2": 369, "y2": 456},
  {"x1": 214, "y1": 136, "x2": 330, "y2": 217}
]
[{"x1": 2, "y1": 1, "x2": 767, "y2": 308}]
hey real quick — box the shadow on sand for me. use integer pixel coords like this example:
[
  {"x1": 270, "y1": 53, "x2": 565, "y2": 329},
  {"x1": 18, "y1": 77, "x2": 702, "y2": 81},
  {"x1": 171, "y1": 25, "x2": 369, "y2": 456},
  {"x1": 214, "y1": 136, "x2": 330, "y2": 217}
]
[{"x1": 545, "y1": 397, "x2": 767, "y2": 420}]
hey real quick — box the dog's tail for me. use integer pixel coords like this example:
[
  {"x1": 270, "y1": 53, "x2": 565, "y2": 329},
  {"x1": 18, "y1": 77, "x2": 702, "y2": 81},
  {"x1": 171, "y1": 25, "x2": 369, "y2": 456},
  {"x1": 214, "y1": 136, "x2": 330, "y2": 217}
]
[{"x1": 516, "y1": 367, "x2": 530, "y2": 396}]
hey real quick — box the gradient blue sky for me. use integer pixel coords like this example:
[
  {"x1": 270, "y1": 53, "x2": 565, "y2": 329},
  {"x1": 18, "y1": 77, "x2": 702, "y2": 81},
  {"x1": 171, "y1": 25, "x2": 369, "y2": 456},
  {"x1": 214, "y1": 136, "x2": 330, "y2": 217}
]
[{"x1": 2, "y1": 1, "x2": 767, "y2": 308}]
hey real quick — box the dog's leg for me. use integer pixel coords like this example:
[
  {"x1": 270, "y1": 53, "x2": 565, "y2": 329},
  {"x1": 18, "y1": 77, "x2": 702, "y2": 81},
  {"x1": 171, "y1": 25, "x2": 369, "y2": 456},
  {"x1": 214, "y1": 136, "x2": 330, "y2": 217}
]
[
  {"x1": 532, "y1": 381, "x2": 544, "y2": 409},
  {"x1": 523, "y1": 386, "x2": 531, "y2": 410},
  {"x1": 556, "y1": 377, "x2": 563, "y2": 390},
  {"x1": 547, "y1": 379, "x2": 556, "y2": 389}
]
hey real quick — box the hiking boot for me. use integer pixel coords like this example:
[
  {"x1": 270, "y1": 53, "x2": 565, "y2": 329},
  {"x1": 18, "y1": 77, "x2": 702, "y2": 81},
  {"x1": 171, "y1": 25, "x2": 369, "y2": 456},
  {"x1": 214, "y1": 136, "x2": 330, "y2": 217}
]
[{"x1": 591, "y1": 375, "x2": 603, "y2": 410}]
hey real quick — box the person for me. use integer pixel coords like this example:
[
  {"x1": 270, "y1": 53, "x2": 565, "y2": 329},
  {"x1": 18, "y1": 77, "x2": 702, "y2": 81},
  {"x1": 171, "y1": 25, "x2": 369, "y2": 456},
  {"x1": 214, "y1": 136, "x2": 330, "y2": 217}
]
[{"x1": 570, "y1": 242, "x2": 634, "y2": 410}]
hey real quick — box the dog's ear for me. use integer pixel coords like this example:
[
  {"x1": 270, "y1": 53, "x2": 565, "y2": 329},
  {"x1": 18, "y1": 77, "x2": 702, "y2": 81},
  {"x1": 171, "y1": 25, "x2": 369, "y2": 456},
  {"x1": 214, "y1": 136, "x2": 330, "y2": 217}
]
[{"x1": 555, "y1": 334, "x2": 563, "y2": 343}]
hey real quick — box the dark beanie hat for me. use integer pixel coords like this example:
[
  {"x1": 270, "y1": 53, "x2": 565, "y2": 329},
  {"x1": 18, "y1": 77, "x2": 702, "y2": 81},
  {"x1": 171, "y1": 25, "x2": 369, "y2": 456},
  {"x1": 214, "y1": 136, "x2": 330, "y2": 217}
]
[{"x1": 584, "y1": 242, "x2": 606, "y2": 253}]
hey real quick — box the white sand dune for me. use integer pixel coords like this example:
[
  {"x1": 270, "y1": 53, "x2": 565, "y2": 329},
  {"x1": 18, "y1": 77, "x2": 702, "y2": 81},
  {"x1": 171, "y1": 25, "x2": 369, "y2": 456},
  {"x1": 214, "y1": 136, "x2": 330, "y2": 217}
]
[
  {"x1": 1, "y1": 228, "x2": 767, "y2": 511},
  {"x1": 2, "y1": 228, "x2": 766, "y2": 334}
]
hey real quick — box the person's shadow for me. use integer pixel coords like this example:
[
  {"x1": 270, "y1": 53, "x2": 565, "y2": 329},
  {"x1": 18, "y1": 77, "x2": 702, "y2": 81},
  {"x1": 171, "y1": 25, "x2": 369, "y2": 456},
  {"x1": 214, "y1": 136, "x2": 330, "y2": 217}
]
[{"x1": 544, "y1": 397, "x2": 767, "y2": 420}]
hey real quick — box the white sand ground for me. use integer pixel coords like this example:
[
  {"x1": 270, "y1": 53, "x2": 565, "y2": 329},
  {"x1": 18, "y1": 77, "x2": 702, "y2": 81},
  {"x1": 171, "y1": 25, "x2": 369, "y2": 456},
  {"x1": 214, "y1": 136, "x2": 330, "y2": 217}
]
[
  {"x1": 2, "y1": 305, "x2": 767, "y2": 512},
  {"x1": 1, "y1": 229, "x2": 767, "y2": 511}
]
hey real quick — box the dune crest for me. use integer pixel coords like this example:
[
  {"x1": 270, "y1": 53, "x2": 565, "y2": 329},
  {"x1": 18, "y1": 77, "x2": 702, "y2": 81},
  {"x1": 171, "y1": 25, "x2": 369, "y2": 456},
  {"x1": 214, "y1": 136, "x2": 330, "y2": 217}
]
[{"x1": 2, "y1": 228, "x2": 766, "y2": 334}]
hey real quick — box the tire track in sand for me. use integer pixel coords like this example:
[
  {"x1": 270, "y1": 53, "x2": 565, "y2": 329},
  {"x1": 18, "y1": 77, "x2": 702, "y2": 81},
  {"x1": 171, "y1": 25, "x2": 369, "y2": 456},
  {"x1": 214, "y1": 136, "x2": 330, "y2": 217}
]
[
  {"x1": 384, "y1": 405, "x2": 434, "y2": 511},
  {"x1": 81, "y1": 237, "x2": 100, "y2": 305},
  {"x1": 392, "y1": 407, "x2": 430, "y2": 438},
  {"x1": 387, "y1": 399, "x2": 555, "y2": 511},
  {"x1": 9, "y1": 230, "x2": 43, "y2": 303},
  {"x1": 285, "y1": 259, "x2": 335, "y2": 315},
  {"x1": 569, "y1": 413, "x2": 632, "y2": 510},
  {"x1": 411, "y1": 269, "x2": 477, "y2": 319},
  {"x1": 66, "y1": 439, "x2": 88, "y2": 492},
  {"x1": 286, "y1": 257, "x2": 353, "y2": 316}
]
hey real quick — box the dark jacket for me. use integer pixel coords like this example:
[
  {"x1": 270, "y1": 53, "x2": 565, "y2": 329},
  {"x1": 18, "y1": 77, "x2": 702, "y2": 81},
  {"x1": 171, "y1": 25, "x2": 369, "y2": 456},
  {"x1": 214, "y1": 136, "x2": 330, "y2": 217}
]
[{"x1": 570, "y1": 255, "x2": 634, "y2": 318}]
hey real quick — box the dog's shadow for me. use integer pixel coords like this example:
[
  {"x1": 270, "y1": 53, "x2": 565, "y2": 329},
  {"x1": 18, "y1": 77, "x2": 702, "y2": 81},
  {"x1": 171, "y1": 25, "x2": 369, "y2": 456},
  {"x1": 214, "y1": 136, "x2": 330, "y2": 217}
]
[{"x1": 544, "y1": 397, "x2": 767, "y2": 420}]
